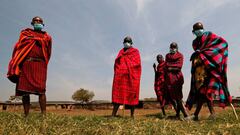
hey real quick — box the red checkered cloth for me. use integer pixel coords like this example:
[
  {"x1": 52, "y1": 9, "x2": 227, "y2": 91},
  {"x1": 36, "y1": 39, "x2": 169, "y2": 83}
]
[
  {"x1": 112, "y1": 47, "x2": 141, "y2": 105},
  {"x1": 165, "y1": 52, "x2": 184, "y2": 100},
  {"x1": 154, "y1": 61, "x2": 167, "y2": 105},
  {"x1": 7, "y1": 28, "x2": 52, "y2": 95}
]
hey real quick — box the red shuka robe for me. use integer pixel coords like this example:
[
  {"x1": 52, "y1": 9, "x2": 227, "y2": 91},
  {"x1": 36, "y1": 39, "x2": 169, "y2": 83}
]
[
  {"x1": 7, "y1": 28, "x2": 52, "y2": 95},
  {"x1": 112, "y1": 47, "x2": 141, "y2": 105},
  {"x1": 154, "y1": 61, "x2": 166, "y2": 104},
  {"x1": 165, "y1": 52, "x2": 184, "y2": 100}
]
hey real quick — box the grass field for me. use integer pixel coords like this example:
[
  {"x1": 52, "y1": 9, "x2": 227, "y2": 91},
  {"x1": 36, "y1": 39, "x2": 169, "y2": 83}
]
[{"x1": 0, "y1": 108, "x2": 240, "y2": 135}]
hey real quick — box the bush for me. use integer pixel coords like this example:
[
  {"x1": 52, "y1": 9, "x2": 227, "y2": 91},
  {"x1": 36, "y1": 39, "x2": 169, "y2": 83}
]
[{"x1": 72, "y1": 88, "x2": 95, "y2": 103}]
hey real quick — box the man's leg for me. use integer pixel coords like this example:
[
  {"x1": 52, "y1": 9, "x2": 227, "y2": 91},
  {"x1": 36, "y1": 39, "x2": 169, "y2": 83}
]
[
  {"x1": 207, "y1": 99, "x2": 215, "y2": 119},
  {"x1": 168, "y1": 99, "x2": 178, "y2": 118},
  {"x1": 193, "y1": 98, "x2": 204, "y2": 121},
  {"x1": 169, "y1": 99, "x2": 177, "y2": 112},
  {"x1": 130, "y1": 106, "x2": 135, "y2": 117},
  {"x1": 159, "y1": 101, "x2": 166, "y2": 116},
  {"x1": 112, "y1": 103, "x2": 120, "y2": 117},
  {"x1": 176, "y1": 104, "x2": 181, "y2": 118},
  {"x1": 22, "y1": 95, "x2": 30, "y2": 117},
  {"x1": 39, "y1": 94, "x2": 46, "y2": 115},
  {"x1": 177, "y1": 100, "x2": 188, "y2": 117},
  {"x1": 207, "y1": 100, "x2": 215, "y2": 114}
]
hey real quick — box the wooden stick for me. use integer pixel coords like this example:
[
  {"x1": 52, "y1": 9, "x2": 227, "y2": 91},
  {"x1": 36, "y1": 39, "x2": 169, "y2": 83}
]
[{"x1": 230, "y1": 103, "x2": 239, "y2": 120}]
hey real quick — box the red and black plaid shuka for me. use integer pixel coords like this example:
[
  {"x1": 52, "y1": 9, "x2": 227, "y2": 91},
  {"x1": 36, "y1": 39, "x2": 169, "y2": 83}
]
[
  {"x1": 165, "y1": 52, "x2": 184, "y2": 100},
  {"x1": 112, "y1": 47, "x2": 141, "y2": 105},
  {"x1": 154, "y1": 61, "x2": 167, "y2": 105},
  {"x1": 7, "y1": 28, "x2": 52, "y2": 95}
]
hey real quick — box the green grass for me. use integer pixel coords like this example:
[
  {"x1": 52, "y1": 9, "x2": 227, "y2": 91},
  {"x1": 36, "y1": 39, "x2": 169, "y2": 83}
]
[{"x1": 0, "y1": 109, "x2": 240, "y2": 135}]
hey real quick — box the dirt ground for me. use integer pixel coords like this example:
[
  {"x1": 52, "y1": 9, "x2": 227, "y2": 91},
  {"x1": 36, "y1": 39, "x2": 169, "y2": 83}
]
[
  {"x1": 2, "y1": 106, "x2": 234, "y2": 118},
  {"x1": 51, "y1": 107, "x2": 233, "y2": 118}
]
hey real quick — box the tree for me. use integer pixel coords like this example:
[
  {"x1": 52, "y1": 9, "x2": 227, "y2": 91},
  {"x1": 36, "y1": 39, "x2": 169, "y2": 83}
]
[{"x1": 72, "y1": 88, "x2": 95, "y2": 103}]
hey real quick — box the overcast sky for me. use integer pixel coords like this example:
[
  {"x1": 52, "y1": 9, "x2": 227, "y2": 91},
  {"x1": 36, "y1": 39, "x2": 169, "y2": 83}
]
[{"x1": 1, "y1": 0, "x2": 240, "y2": 101}]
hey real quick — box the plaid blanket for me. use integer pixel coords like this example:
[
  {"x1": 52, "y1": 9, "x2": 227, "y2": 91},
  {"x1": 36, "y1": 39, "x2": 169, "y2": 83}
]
[
  {"x1": 112, "y1": 47, "x2": 141, "y2": 105},
  {"x1": 7, "y1": 28, "x2": 51, "y2": 83},
  {"x1": 186, "y1": 31, "x2": 231, "y2": 109}
]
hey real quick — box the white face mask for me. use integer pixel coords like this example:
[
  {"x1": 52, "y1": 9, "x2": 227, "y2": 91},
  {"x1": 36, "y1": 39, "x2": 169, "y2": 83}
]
[
  {"x1": 123, "y1": 42, "x2": 132, "y2": 48},
  {"x1": 193, "y1": 29, "x2": 205, "y2": 37},
  {"x1": 170, "y1": 48, "x2": 177, "y2": 54}
]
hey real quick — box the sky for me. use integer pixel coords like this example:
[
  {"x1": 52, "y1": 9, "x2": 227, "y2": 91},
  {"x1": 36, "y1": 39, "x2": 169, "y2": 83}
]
[{"x1": 1, "y1": 0, "x2": 240, "y2": 101}]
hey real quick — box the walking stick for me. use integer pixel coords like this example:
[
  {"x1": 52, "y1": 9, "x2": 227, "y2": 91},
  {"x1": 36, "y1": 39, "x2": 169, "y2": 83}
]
[
  {"x1": 221, "y1": 85, "x2": 239, "y2": 120},
  {"x1": 230, "y1": 103, "x2": 238, "y2": 120}
]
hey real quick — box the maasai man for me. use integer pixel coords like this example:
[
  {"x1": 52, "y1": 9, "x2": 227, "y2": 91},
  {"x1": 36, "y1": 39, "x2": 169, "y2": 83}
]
[
  {"x1": 112, "y1": 36, "x2": 141, "y2": 117},
  {"x1": 7, "y1": 16, "x2": 52, "y2": 116},
  {"x1": 165, "y1": 42, "x2": 189, "y2": 119},
  {"x1": 153, "y1": 54, "x2": 167, "y2": 116},
  {"x1": 186, "y1": 22, "x2": 231, "y2": 120}
]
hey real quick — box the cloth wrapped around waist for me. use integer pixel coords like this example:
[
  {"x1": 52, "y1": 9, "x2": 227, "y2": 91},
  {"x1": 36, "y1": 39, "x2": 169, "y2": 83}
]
[{"x1": 193, "y1": 56, "x2": 208, "y2": 90}]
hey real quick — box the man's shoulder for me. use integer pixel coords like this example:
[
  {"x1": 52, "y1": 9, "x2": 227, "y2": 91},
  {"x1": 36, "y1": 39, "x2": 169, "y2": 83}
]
[
  {"x1": 21, "y1": 28, "x2": 51, "y2": 36},
  {"x1": 177, "y1": 51, "x2": 183, "y2": 55},
  {"x1": 44, "y1": 32, "x2": 52, "y2": 39},
  {"x1": 121, "y1": 47, "x2": 140, "y2": 53},
  {"x1": 165, "y1": 53, "x2": 170, "y2": 57},
  {"x1": 20, "y1": 28, "x2": 33, "y2": 33},
  {"x1": 133, "y1": 47, "x2": 139, "y2": 50}
]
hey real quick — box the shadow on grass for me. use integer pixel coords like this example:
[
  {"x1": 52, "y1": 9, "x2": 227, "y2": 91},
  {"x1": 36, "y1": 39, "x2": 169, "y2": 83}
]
[{"x1": 145, "y1": 113, "x2": 187, "y2": 121}]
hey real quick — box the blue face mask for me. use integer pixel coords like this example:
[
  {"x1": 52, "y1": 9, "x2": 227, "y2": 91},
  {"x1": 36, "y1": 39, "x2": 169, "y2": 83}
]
[
  {"x1": 193, "y1": 29, "x2": 204, "y2": 37},
  {"x1": 33, "y1": 23, "x2": 44, "y2": 31}
]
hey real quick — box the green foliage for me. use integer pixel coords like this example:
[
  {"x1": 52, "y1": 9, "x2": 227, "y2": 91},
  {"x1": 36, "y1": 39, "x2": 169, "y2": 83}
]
[
  {"x1": 72, "y1": 88, "x2": 95, "y2": 103},
  {"x1": 0, "y1": 109, "x2": 240, "y2": 134}
]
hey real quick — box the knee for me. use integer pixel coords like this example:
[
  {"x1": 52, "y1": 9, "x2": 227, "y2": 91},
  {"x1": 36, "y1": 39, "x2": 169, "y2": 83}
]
[
  {"x1": 22, "y1": 95, "x2": 30, "y2": 100},
  {"x1": 22, "y1": 95, "x2": 30, "y2": 103}
]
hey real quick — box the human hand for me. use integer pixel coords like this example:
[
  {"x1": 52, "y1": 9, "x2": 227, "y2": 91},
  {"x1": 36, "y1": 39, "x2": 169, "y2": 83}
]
[{"x1": 153, "y1": 63, "x2": 156, "y2": 68}]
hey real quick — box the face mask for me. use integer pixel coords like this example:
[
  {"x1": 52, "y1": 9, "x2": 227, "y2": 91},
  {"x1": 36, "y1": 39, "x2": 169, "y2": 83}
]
[
  {"x1": 170, "y1": 48, "x2": 177, "y2": 54},
  {"x1": 123, "y1": 42, "x2": 132, "y2": 48},
  {"x1": 33, "y1": 23, "x2": 44, "y2": 31},
  {"x1": 193, "y1": 29, "x2": 204, "y2": 37}
]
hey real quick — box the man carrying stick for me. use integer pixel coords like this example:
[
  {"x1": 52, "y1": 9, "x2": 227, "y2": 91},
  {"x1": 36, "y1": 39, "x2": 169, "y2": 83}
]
[
  {"x1": 153, "y1": 54, "x2": 167, "y2": 116},
  {"x1": 186, "y1": 22, "x2": 233, "y2": 120}
]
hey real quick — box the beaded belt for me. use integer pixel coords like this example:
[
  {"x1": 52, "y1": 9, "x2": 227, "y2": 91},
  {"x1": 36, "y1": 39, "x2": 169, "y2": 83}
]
[{"x1": 26, "y1": 57, "x2": 45, "y2": 62}]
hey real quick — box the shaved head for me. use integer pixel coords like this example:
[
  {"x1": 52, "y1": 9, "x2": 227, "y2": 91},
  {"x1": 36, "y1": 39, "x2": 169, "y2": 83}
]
[
  {"x1": 193, "y1": 22, "x2": 204, "y2": 31},
  {"x1": 31, "y1": 16, "x2": 44, "y2": 25},
  {"x1": 123, "y1": 36, "x2": 133, "y2": 44},
  {"x1": 170, "y1": 42, "x2": 178, "y2": 49}
]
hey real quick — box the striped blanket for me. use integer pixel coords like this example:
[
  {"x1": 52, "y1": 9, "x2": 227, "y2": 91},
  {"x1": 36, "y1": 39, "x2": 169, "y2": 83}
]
[
  {"x1": 186, "y1": 31, "x2": 231, "y2": 109},
  {"x1": 7, "y1": 28, "x2": 51, "y2": 83}
]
